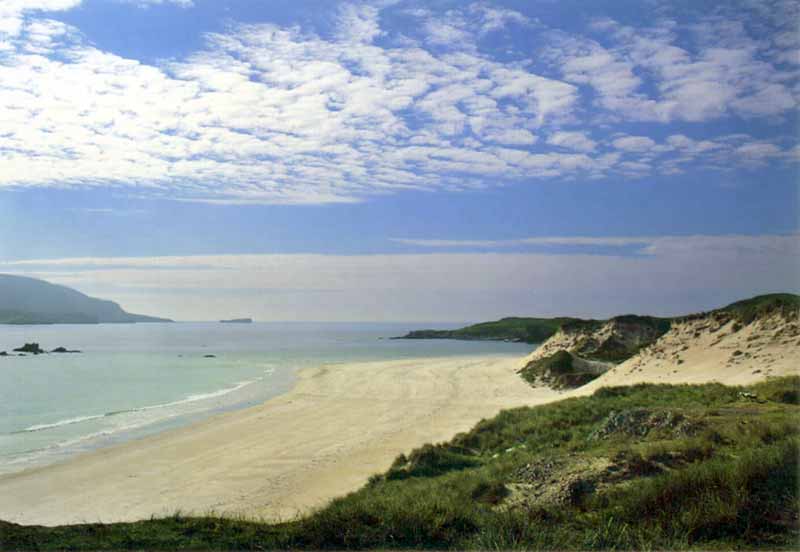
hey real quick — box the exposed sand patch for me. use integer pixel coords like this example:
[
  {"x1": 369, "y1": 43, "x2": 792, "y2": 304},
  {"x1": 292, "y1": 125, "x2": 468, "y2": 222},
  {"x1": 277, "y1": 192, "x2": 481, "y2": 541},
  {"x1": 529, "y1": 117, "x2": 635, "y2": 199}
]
[
  {"x1": 0, "y1": 355, "x2": 558, "y2": 526},
  {"x1": 2, "y1": 311, "x2": 796, "y2": 528},
  {"x1": 577, "y1": 312, "x2": 800, "y2": 392}
]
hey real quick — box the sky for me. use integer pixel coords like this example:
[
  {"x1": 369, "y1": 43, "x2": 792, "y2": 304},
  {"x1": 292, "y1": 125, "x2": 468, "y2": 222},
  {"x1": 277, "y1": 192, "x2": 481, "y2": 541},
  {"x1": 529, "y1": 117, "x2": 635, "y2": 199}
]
[{"x1": 0, "y1": 0, "x2": 798, "y2": 321}]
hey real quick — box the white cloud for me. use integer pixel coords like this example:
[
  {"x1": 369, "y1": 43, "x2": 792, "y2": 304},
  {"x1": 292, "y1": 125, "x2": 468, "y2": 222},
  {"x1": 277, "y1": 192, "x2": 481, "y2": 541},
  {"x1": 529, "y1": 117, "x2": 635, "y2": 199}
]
[
  {"x1": 336, "y1": 3, "x2": 382, "y2": 44},
  {"x1": 391, "y1": 236, "x2": 652, "y2": 248},
  {"x1": 547, "y1": 131, "x2": 596, "y2": 152},
  {"x1": 0, "y1": 0, "x2": 80, "y2": 37},
  {"x1": 546, "y1": 9, "x2": 799, "y2": 123},
  {"x1": 468, "y1": 3, "x2": 531, "y2": 35},
  {"x1": 481, "y1": 128, "x2": 537, "y2": 145},
  {"x1": 612, "y1": 135, "x2": 657, "y2": 152},
  {"x1": 3, "y1": 234, "x2": 797, "y2": 320},
  {"x1": 117, "y1": 0, "x2": 194, "y2": 6},
  {"x1": 0, "y1": 3, "x2": 592, "y2": 204},
  {"x1": 666, "y1": 134, "x2": 720, "y2": 154},
  {"x1": 0, "y1": 1, "x2": 796, "y2": 204}
]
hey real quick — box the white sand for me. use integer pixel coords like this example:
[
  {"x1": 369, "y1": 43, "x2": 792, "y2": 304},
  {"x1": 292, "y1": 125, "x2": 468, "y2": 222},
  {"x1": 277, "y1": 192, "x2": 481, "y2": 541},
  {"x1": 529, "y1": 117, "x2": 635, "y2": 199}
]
[
  {"x1": 3, "y1": 312, "x2": 797, "y2": 527},
  {"x1": 578, "y1": 313, "x2": 799, "y2": 392},
  {"x1": 0, "y1": 355, "x2": 560, "y2": 526}
]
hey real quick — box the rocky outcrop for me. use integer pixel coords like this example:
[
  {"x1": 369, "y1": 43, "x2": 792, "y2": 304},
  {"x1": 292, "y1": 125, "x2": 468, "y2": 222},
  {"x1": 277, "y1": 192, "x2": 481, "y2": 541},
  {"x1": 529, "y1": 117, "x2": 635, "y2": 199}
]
[
  {"x1": 518, "y1": 316, "x2": 670, "y2": 388},
  {"x1": 51, "y1": 347, "x2": 81, "y2": 353},
  {"x1": 519, "y1": 350, "x2": 610, "y2": 390},
  {"x1": 589, "y1": 409, "x2": 704, "y2": 440},
  {"x1": 520, "y1": 295, "x2": 800, "y2": 390},
  {"x1": 13, "y1": 343, "x2": 45, "y2": 354},
  {"x1": 522, "y1": 316, "x2": 670, "y2": 368},
  {"x1": 4, "y1": 343, "x2": 82, "y2": 355}
]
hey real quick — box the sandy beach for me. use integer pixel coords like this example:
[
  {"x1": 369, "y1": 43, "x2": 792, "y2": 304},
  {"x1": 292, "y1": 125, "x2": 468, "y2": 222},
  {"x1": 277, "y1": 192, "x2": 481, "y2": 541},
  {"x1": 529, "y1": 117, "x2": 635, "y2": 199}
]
[
  {"x1": 3, "y1": 308, "x2": 797, "y2": 528},
  {"x1": 0, "y1": 354, "x2": 560, "y2": 526}
]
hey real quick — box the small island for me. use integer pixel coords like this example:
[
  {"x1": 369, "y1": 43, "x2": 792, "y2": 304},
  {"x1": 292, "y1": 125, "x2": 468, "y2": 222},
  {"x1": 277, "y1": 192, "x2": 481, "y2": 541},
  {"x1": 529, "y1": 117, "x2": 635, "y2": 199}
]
[{"x1": 220, "y1": 318, "x2": 253, "y2": 324}]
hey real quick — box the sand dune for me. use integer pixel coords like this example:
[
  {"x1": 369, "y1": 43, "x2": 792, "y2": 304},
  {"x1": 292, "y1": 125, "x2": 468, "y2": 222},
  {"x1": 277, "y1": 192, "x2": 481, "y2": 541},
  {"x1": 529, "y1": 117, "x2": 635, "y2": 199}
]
[
  {"x1": 579, "y1": 311, "x2": 799, "y2": 392},
  {"x1": 2, "y1": 308, "x2": 797, "y2": 527},
  {"x1": 0, "y1": 355, "x2": 558, "y2": 526}
]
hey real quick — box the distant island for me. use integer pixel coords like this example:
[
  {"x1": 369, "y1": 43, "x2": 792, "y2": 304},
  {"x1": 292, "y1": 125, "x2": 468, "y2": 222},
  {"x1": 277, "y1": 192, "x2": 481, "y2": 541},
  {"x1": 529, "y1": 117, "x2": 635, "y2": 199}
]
[
  {"x1": 220, "y1": 318, "x2": 253, "y2": 323},
  {"x1": 0, "y1": 274, "x2": 172, "y2": 325}
]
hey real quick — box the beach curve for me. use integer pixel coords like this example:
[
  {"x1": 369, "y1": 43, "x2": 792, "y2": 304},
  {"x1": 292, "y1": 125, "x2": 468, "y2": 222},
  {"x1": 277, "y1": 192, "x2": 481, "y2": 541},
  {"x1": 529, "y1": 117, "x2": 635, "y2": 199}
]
[{"x1": 0, "y1": 354, "x2": 560, "y2": 526}]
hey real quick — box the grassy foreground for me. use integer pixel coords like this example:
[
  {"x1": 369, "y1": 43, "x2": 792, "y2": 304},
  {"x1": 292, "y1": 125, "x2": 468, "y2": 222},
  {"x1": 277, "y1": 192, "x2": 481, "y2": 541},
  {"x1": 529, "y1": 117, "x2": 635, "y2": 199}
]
[{"x1": 2, "y1": 377, "x2": 799, "y2": 551}]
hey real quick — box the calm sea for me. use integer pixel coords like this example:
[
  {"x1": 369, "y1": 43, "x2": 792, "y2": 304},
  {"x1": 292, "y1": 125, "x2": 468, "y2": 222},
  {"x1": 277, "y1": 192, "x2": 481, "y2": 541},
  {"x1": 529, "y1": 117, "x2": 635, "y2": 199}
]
[{"x1": 0, "y1": 322, "x2": 531, "y2": 475}]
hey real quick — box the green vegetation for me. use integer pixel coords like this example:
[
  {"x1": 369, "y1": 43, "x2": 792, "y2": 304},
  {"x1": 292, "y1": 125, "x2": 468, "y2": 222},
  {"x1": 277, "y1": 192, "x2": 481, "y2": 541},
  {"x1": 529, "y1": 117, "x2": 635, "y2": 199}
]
[
  {"x1": 519, "y1": 350, "x2": 599, "y2": 389},
  {"x1": 395, "y1": 294, "x2": 799, "y2": 363},
  {"x1": 396, "y1": 317, "x2": 582, "y2": 344},
  {"x1": 718, "y1": 293, "x2": 800, "y2": 324},
  {"x1": 584, "y1": 316, "x2": 672, "y2": 363},
  {"x1": 4, "y1": 377, "x2": 798, "y2": 550}
]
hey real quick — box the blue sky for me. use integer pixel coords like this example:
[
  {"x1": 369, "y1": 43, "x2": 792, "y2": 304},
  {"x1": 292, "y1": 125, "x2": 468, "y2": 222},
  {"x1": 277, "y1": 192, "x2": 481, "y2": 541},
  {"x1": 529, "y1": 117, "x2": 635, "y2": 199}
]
[{"x1": 0, "y1": 0, "x2": 797, "y2": 321}]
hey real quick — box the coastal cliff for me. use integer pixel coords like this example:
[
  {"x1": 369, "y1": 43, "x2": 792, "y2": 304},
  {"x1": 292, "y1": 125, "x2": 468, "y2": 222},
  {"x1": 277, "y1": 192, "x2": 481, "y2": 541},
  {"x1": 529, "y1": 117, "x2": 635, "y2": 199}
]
[
  {"x1": 0, "y1": 274, "x2": 172, "y2": 324},
  {"x1": 595, "y1": 295, "x2": 800, "y2": 388},
  {"x1": 520, "y1": 294, "x2": 799, "y2": 390}
]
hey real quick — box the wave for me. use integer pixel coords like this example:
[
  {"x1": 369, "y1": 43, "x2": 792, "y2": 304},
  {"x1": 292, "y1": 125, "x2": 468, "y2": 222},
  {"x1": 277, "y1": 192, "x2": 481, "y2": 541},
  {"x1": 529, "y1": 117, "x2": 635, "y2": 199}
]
[
  {"x1": 15, "y1": 414, "x2": 107, "y2": 434},
  {"x1": 14, "y1": 373, "x2": 270, "y2": 435}
]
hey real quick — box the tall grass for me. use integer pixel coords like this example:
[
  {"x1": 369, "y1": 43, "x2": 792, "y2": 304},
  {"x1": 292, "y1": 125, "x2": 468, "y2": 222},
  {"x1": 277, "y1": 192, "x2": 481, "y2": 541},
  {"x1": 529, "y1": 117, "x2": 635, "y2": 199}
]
[{"x1": 2, "y1": 377, "x2": 798, "y2": 551}]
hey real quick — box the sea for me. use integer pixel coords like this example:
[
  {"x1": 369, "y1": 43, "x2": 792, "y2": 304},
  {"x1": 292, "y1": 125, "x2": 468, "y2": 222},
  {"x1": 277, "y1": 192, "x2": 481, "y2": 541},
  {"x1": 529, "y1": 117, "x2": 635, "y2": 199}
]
[{"x1": 0, "y1": 322, "x2": 531, "y2": 475}]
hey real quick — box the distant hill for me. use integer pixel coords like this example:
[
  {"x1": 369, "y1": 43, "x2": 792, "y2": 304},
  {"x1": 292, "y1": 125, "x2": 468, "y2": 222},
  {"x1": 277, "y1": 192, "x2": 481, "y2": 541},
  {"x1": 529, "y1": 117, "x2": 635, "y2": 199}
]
[
  {"x1": 394, "y1": 317, "x2": 581, "y2": 344},
  {"x1": 395, "y1": 295, "x2": 800, "y2": 347},
  {"x1": 0, "y1": 274, "x2": 172, "y2": 324}
]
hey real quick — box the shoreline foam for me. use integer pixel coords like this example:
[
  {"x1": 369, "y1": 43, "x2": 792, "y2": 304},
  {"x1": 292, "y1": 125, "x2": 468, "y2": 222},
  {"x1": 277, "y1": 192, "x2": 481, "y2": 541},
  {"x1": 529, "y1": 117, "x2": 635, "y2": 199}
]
[{"x1": 0, "y1": 354, "x2": 556, "y2": 526}]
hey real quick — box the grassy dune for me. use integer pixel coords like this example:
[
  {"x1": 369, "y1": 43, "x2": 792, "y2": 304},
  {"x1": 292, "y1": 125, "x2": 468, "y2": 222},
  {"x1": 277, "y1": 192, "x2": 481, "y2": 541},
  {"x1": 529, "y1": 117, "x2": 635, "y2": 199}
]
[{"x1": 2, "y1": 376, "x2": 798, "y2": 550}]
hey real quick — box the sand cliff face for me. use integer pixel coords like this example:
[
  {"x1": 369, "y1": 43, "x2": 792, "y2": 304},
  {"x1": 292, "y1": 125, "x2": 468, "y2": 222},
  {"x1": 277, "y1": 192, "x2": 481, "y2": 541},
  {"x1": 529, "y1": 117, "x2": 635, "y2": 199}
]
[
  {"x1": 522, "y1": 305, "x2": 799, "y2": 390},
  {"x1": 519, "y1": 317, "x2": 668, "y2": 368},
  {"x1": 595, "y1": 309, "x2": 800, "y2": 388}
]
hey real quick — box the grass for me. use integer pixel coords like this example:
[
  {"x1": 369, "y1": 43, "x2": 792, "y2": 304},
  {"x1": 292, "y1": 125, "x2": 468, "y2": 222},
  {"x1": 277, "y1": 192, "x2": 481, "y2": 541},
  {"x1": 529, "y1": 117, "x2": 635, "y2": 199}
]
[
  {"x1": 396, "y1": 294, "x2": 799, "y2": 364},
  {"x1": 2, "y1": 377, "x2": 799, "y2": 550},
  {"x1": 518, "y1": 350, "x2": 600, "y2": 389},
  {"x1": 718, "y1": 293, "x2": 800, "y2": 324}
]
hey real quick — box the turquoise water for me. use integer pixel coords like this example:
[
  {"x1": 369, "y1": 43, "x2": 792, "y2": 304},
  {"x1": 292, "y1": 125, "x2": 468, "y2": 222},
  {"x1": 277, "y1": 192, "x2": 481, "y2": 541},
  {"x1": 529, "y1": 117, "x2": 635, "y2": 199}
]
[{"x1": 0, "y1": 322, "x2": 531, "y2": 474}]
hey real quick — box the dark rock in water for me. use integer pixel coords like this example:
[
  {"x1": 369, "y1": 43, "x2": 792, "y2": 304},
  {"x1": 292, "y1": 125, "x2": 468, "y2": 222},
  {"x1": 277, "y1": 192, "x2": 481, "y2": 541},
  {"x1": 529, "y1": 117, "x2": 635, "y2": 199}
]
[
  {"x1": 220, "y1": 318, "x2": 253, "y2": 324},
  {"x1": 0, "y1": 351, "x2": 7, "y2": 356},
  {"x1": 13, "y1": 343, "x2": 44, "y2": 354},
  {"x1": 51, "y1": 347, "x2": 81, "y2": 353},
  {"x1": 204, "y1": 354, "x2": 217, "y2": 358}
]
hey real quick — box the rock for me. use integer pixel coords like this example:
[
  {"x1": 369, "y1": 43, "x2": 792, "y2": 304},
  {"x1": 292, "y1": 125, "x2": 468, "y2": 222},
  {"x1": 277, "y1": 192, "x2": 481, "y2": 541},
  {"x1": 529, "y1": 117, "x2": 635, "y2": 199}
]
[
  {"x1": 51, "y1": 347, "x2": 81, "y2": 353},
  {"x1": 13, "y1": 343, "x2": 44, "y2": 354},
  {"x1": 591, "y1": 408, "x2": 703, "y2": 440},
  {"x1": 204, "y1": 354, "x2": 217, "y2": 358},
  {"x1": 0, "y1": 351, "x2": 7, "y2": 356}
]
